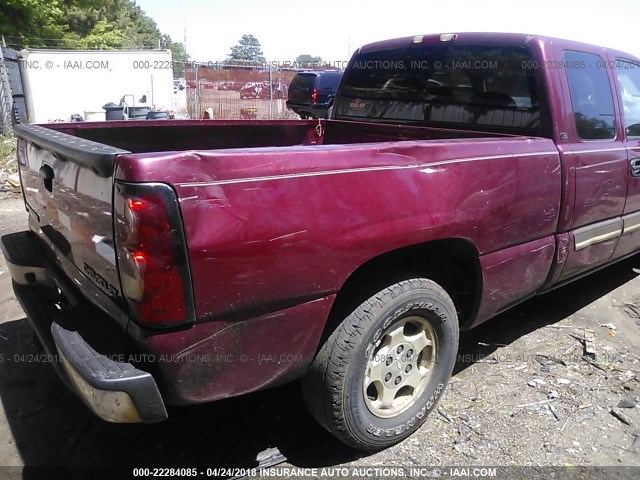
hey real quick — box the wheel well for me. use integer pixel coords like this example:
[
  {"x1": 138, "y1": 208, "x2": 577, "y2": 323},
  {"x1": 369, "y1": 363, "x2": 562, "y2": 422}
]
[{"x1": 322, "y1": 239, "x2": 481, "y2": 342}]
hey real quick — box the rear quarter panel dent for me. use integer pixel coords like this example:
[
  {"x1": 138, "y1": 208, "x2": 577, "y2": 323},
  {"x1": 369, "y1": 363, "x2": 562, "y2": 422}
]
[{"x1": 169, "y1": 138, "x2": 561, "y2": 320}]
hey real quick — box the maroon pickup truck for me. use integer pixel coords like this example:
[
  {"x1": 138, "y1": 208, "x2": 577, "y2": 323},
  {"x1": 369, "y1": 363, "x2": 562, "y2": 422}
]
[{"x1": 4, "y1": 32, "x2": 640, "y2": 450}]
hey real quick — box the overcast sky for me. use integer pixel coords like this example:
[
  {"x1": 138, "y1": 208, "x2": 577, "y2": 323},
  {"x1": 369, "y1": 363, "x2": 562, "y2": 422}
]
[{"x1": 136, "y1": 0, "x2": 640, "y2": 62}]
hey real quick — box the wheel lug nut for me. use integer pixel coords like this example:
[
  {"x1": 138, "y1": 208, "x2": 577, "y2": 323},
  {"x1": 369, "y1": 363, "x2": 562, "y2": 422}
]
[
  {"x1": 385, "y1": 357, "x2": 393, "y2": 366},
  {"x1": 395, "y1": 376, "x2": 402, "y2": 385},
  {"x1": 405, "y1": 365, "x2": 412, "y2": 373},
  {"x1": 385, "y1": 373, "x2": 392, "y2": 382},
  {"x1": 397, "y1": 345, "x2": 404, "y2": 354},
  {"x1": 406, "y1": 349, "x2": 414, "y2": 358}
]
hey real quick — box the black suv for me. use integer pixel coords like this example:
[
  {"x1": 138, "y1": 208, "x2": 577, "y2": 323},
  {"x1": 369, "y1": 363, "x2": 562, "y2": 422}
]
[{"x1": 286, "y1": 71, "x2": 343, "y2": 119}]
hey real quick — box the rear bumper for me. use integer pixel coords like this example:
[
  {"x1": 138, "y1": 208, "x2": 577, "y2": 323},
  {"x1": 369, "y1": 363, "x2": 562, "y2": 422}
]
[
  {"x1": 3, "y1": 230, "x2": 336, "y2": 408},
  {"x1": 1, "y1": 231, "x2": 167, "y2": 423},
  {"x1": 285, "y1": 101, "x2": 330, "y2": 118},
  {"x1": 52, "y1": 323, "x2": 167, "y2": 423}
]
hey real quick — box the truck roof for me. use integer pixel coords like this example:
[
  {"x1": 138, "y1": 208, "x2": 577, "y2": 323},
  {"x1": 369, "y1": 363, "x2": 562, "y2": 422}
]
[{"x1": 357, "y1": 32, "x2": 640, "y2": 62}]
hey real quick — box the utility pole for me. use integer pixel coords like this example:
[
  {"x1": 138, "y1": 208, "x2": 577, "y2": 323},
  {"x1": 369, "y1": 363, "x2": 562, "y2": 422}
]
[
  {"x1": 194, "y1": 63, "x2": 200, "y2": 119},
  {"x1": 183, "y1": 20, "x2": 188, "y2": 57}
]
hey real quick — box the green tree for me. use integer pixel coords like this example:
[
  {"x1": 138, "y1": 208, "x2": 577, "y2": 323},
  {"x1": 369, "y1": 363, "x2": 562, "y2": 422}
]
[
  {"x1": 295, "y1": 54, "x2": 322, "y2": 68},
  {"x1": 0, "y1": 0, "x2": 66, "y2": 47},
  {"x1": 161, "y1": 34, "x2": 189, "y2": 78},
  {"x1": 0, "y1": 0, "x2": 188, "y2": 53},
  {"x1": 64, "y1": 20, "x2": 125, "y2": 49},
  {"x1": 226, "y1": 34, "x2": 265, "y2": 66},
  {"x1": 122, "y1": 2, "x2": 162, "y2": 48},
  {"x1": 65, "y1": 4, "x2": 101, "y2": 38}
]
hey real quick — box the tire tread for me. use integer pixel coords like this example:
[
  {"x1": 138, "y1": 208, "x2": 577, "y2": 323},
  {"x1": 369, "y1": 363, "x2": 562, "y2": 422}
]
[{"x1": 302, "y1": 278, "x2": 457, "y2": 449}]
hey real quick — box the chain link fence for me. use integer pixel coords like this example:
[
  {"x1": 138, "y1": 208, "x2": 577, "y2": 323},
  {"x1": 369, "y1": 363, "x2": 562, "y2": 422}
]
[
  {"x1": 184, "y1": 64, "x2": 305, "y2": 120},
  {"x1": 0, "y1": 48, "x2": 14, "y2": 133},
  {"x1": 0, "y1": 47, "x2": 27, "y2": 129}
]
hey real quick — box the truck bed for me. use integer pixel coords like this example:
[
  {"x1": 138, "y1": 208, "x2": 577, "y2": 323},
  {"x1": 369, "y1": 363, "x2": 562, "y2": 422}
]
[
  {"x1": 45, "y1": 118, "x2": 513, "y2": 153},
  {"x1": 13, "y1": 118, "x2": 560, "y2": 404}
]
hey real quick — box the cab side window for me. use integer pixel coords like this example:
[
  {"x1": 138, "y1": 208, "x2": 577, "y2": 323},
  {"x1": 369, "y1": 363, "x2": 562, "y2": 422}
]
[
  {"x1": 563, "y1": 51, "x2": 616, "y2": 140},
  {"x1": 615, "y1": 59, "x2": 640, "y2": 138}
]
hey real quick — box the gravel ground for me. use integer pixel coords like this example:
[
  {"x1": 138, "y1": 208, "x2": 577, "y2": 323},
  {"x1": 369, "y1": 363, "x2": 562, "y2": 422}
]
[{"x1": 0, "y1": 191, "x2": 639, "y2": 476}]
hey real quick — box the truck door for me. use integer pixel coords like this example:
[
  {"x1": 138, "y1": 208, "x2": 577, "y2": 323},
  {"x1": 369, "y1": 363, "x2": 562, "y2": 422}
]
[
  {"x1": 557, "y1": 50, "x2": 628, "y2": 281},
  {"x1": 610, "y1": 57, "x2": 640, "y2": 259}
]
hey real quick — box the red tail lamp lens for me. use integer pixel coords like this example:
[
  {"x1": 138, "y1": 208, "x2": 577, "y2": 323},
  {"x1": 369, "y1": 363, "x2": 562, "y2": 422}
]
[
  {"x1": 114, "y1": 182, "x2": 194, "y2": 327},
  {"x1": 128, "y1": 199, "x2": 145, "y2": 212}
]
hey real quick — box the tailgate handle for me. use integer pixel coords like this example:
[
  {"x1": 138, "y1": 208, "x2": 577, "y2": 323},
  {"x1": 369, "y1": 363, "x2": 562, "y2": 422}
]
[{"x1": 39, "y1": 164, "x2": 54, "y2": 192}]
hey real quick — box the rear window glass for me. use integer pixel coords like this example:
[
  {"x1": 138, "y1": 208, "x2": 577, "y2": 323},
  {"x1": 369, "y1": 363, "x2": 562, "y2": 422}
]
[
  {"x1": 291, "y1": 74, "x2": 316, "y2": 90},
  {"x1": 318, "y1": 72, "x2": 342, "y2": 89},
  {"x1": 334, "y1": 44, "x2": 543, "y2": 134}
]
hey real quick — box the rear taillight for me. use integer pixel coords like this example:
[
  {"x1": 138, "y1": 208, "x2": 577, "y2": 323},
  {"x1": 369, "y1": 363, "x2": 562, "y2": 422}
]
[
  {"x1": 310, "y1": 88, "x2": 319, "y2": 104},
  {"x1": 114, "y1": 182, "x2": 195, "y2": 327}
]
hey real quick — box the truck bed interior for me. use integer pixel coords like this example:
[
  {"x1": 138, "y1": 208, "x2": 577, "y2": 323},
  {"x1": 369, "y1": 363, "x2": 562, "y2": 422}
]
[{"x1": 47, "y1": 119, "x2": 515, "y2": 154}]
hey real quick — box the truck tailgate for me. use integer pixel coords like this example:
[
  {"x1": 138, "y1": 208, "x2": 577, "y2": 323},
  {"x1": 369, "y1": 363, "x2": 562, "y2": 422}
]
[{"x1": 15, "y1": 124, "x2": 130, "y2": 306}]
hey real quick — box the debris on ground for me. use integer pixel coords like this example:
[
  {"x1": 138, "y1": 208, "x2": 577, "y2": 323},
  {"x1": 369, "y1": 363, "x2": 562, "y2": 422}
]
[
  {"x1": 618, "y1": 397, "x2": 639, "y2": 409},
  {"x1": 535, "y1": 353, "x2": 567, "y2": 367},
  {"x1": 547, "y1": 404, "x2": 561, "y2": 421},
  {"x1": 610, "y1": 408, "x2": 632, "y2": 426},
  {"x1": 624, "y1": 301, "x2": 640, "y2": 318},
  {"x1": 600, "y1": 322, "x2": 618, "y2": 331},
  {"x1": 583, "y1": 329, "x2": 597, "y2": 357},
  {"x1": 6, "y1": 174, "x2": 19, "y2": 188},
  {"x1": 256, "y1": 447, "x2": 286, "y2": 468},
  {"x1": 569, "y1": 328, "x2": 599, "y2": 357},
  {"x1": 454, "y1": 424, "x2": 470, "y2": 444},
  {"x1": 0, "y1": 133, "x2": 19, "y2": 191},
  {"x1": 517, "y1": 398, "x2": 555, "y2": 408},
  {"x1": 437, "y1": 408, "x2": 454, "y2": 423}
]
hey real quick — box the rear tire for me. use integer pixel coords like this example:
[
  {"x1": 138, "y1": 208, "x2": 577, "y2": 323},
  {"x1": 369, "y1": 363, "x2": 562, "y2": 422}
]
[{"x1": 302, "y1": 278, "x2": 458, "y2": 450}]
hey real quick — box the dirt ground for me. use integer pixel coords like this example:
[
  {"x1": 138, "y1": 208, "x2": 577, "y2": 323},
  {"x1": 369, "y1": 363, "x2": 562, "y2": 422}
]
[{"x1": 0, "y1": 190, "x2": 639, "y2": 475}]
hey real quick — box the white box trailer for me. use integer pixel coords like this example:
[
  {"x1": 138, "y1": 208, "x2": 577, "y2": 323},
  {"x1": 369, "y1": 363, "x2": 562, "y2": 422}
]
[{"x1": 19, "y1": 49, "x2": 174, "y2": 123}]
